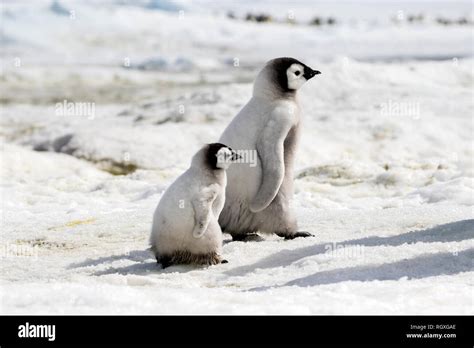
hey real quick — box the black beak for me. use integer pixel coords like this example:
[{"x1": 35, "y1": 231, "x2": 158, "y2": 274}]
[
  {"x1": 304, "y1": 67, "x2": 321, "y2": 80},
  {"x1": 231, "y1": 152, "x2": 242, "y2": 161}
]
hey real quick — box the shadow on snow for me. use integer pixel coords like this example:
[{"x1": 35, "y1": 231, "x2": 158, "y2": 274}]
[
  {"x1": 232, "y1": 219, "x2": 474, "y2": 289},
  {"x1": 251, "y1": 248, "x2": 473, "y2": 291},
  {"x1": 68, "y1": 249, "x2": 211, "y2": 275},
  {"x1": 68, "y1": 219, "x2": 473, "y2": 280}
]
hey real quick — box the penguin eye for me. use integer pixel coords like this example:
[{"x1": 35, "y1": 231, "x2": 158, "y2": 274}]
[{"x1": 295, "y1": 71, "x2": 301, "y2": 76}]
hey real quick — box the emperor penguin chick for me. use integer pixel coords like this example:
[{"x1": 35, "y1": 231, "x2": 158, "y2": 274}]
[
  {"x1": 219, "y1": 57, "x2": 321, "y2": 241},
  {"x1": 150, "y1": 143, "x2": 240, "y2": 268}
]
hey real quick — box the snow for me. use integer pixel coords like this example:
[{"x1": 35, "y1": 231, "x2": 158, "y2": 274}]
[{"x1": 0, "y1": 0, "x2": 473, "y2": 314}]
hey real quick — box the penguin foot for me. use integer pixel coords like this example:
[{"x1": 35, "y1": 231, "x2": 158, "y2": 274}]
[
  {"x1": 277, "y1": 231, "x2": 314, "y2": 240},
  {"x1": 157, "y1": 251, "x2": 222, "y2": 267},
  {"x1": 159, "y1": 257, "x2": 172, "y2": 269},
  {"x1": 232, "y1": 233, "x2": 265, "y2": 242}
]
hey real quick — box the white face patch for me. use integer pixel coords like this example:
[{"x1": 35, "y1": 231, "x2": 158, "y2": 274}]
[
  {"x1": 286, "y1": 63, "x2": 306, "y2": 90},
  {"x1": 216, "y1": 147, "x2": 233, "y2": 169}
]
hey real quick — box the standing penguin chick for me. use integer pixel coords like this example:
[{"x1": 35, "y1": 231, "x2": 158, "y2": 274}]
[
  {"x1": 150, "y1": 143, "x2": 240, "y2": 268},
  {"x1": 219, "y1": 57, "x2": 321, "y2": 241}
]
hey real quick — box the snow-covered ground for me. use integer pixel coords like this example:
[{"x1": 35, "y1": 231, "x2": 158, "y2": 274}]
[{"x1": 1, "y1": 0, "x2": 473, "y2": 314}]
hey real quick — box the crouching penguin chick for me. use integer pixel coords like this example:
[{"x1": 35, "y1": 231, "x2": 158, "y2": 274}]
[{"x1": 150, "y1": 143, "x2": 240, "y2": 268}]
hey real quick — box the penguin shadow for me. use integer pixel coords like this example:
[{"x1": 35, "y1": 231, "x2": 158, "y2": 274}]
[
  {"x1": 250, "y1": 247, "x2": 474, "y2": 291},
  {"x1": 68, "y1": 249, "x2": 155, "y2": 276},
  {"x1": 274, "y1": 247, "x2": 473, "y2": 289},
  {"x1": 225, "y1": 219, "x2": 474, "y2": 280},
  {"x1": 69, "y1": 249, "x2": 218, "y2": 276}
]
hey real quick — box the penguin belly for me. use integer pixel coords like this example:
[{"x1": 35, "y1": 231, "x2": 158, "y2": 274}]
[
  {"x1": 219, "y1": 173, "x2": 297, "y2": 236},
  {"x1": 218, "y1": 106, "x2": 299, "y2": 236}
]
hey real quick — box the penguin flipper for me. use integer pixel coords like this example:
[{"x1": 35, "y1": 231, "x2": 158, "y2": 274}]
[
  {"x1": 250, "y1": 109, "x2": 295, "y2": 213},
  {"x1": 191, "y1": 185, "x2": 219, "y2": 237}
]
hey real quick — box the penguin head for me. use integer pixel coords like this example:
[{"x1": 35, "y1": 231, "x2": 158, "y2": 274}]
[
  {"x1": 205, "y1": 143, "x2": 241, "y2": 170},
  {"x1": 285, "y1": 60, "x2": 321, "y2": 90},
  {"x1": 254, "y1": 57, "x2": 321, "y2": 97}
]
